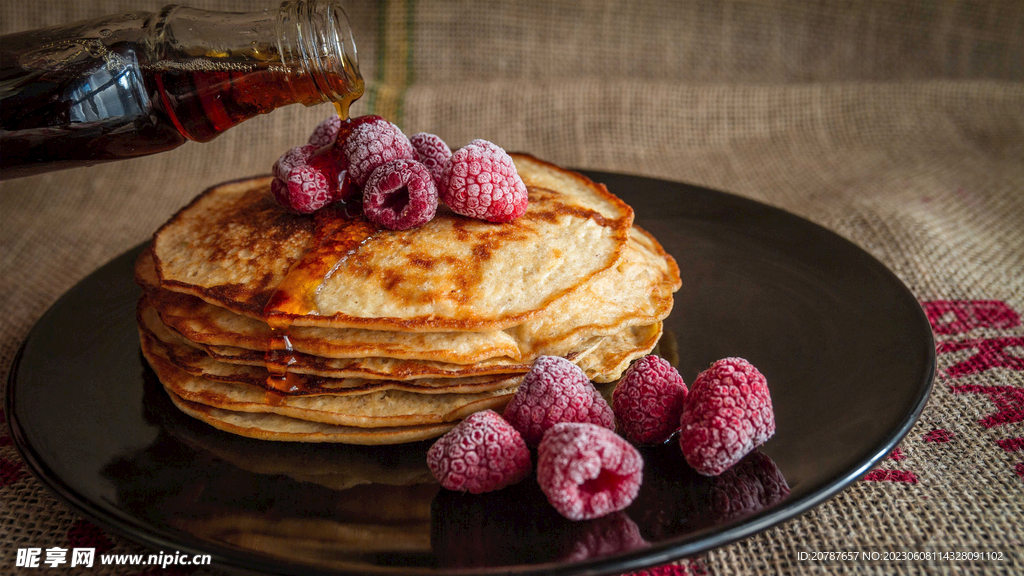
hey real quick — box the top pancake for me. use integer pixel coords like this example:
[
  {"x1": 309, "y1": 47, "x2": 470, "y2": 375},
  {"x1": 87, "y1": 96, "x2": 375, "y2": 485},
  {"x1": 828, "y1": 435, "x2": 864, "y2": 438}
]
[{"x1": 152, "y1": 154, "x2": 633, "y2": 332}]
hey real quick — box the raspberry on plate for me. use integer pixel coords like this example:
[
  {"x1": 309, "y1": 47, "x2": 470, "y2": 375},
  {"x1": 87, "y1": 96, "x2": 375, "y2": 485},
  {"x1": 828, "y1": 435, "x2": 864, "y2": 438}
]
[
  {"x1": 427, "y1": 410, "x2": 532, "y2": 494},
  {"x1": 362, "y1": 159, "x2": 438, "y2": 230},
  {"x1": 503, "y1": 356, "x2": 615, "y2": 446},
  {"x1": 612, "y1": 355, "x2": 688, "y2": 445},
  {"x1": 409, "y1": 132, "x2": 452, "y2": 184},
  {"x1": 438, "y1": 139, "x2": 528, "y2": 223},
  {"x1": 537, "y1": 422, "x2": 644, "y2": 521},
  {"x1": 342, "y1": 117, "x2": 415, "y2": 187},
  {"x1": 679, "y1": 357, "x2": 775, "y2": 476}
]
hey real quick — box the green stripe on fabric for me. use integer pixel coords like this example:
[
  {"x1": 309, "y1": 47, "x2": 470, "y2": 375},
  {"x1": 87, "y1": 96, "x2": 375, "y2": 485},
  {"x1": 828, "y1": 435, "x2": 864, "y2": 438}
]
[
  {"x1": 404, "y1": 0, "x2": 416, "y2": 90},
  {"x1": 364, "y1": 0, "x2": 387, "y2": 115},
  {"x1": 370, "y1": 0, "x2": 414, "y2": 127}
]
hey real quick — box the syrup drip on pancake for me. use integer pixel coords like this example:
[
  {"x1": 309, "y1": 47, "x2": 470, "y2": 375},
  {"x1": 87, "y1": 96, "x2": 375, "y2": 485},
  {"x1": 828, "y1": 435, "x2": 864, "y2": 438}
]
[
  {"x1": 262, "y1": 203, "x2": 378, "y2": 394},
  {"x1": 264, "y1": 208, "x2": 378, "y2": 323},
  {"x1": 264, "y1": 333, "x2": 304, "y2": 405}
]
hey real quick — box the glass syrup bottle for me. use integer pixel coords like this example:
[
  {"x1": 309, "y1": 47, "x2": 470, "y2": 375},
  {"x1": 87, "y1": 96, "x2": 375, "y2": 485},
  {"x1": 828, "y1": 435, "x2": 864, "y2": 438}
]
[{"x1": 0, "y1": 1, "x2": 362, "y2": 180}]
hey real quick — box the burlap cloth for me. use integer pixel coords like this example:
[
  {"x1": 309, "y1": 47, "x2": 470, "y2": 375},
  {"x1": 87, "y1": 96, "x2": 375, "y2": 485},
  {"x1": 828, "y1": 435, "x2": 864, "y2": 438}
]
[{"x1": 2, "y1": 1, "x2": 1022, "y2": 574}]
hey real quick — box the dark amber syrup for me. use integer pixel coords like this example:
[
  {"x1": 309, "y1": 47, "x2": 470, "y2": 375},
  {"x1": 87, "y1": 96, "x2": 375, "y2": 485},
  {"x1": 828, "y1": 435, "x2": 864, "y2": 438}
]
[
  {"x1": 1, "y1": 28, "x2": 365, "y2": 178},
  {"x1": 263, "y1": 333, "x2": 304, "y2": 405}
]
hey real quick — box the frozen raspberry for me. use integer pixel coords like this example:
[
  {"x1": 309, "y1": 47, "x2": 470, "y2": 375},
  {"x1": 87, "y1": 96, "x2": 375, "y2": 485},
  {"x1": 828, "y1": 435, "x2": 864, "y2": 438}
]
[
  {"x1": 308, "y1": 115, "x2": 342, "y2": 147},
  {"x1": 273, "y1": 144, "x2": 317, "y2": 182},
  {"x1": 308, "y1": 114, "x2": 391, "y2": 149},
  {"x1": 270, "y1": 166, "x2": 335, "y2": 215},
  {"x1": 679, "y1": 357, "x2": 775, "y2": 476},
  {"x1": 409, "y1": 132, "x2": 452, "y2": 184},
  {"x1": 427, "y1": 410, "x2": 531, "y2": 494},
  {"x1": 342, "y1": 117, "x2": 415, "y2": 187},
  {"x1": 330, "y1": 116, "x2": 389, "y2": 202},
  {"x1": 503, "y1": 356, "x2": 615, "y2": 446},
  {"x1": 537, "y1": 422, "x2": 644, "y2": 521},
  {"x1": 438, "y1": 139, "x2": 528, "y2": 223},
  {"x1": 613, "y1": 355, "x2": 688, "y2": 445},
  {"x1": 362, "y1": 159, "x2": 438, "y2": 230},
  {"x1": 271, "y1": 144, "x2": 345, "y2": 213},
  {"x1": 708, "y1": 451, "x2": 790, "y2": 522}
]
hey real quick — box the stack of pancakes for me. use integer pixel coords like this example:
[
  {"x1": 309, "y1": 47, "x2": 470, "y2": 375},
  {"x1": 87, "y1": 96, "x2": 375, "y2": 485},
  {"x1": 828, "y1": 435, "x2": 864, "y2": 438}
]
[{"x1": 136, "y1": 154, "x2": 681, "y2": 444}]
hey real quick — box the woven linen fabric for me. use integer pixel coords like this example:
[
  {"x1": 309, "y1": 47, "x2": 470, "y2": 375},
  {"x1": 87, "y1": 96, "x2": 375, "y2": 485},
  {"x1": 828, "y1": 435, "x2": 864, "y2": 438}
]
[{"x1": 2, "y1": 1, "x2": 1022, "y2": 575}]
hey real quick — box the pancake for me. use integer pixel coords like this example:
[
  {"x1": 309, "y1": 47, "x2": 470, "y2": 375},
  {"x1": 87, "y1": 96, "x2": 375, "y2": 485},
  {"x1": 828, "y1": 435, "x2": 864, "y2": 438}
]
[
  {"x1": 140, "y1": 297, "x2": 603, "y2": 380},
  {"x1": 139, "y1": 302, "x2": 525, "y2": 395},
  {"x1": 504, "y1": 226, "x2": 679, "y2": 360},
  {"x1": 577, "y1": 322, "x2": 663, "y2": 383},
  {"x1": 189, "y1": 325, "x2": 645, "y2": 382},
  {"x1": 167, "y1": 391, "x2": 456, "y2": 444},
  {"x1": 139, "y1": 225, "x2": 677, "y2": 368},
  {"x1": 137, "y1": 249, "x2": 524, "y2": 364},
  {"x1": 151, "y1": 154, "x2": 634, "y2": 331},
  {"x1": 143, "y1": 291, "x2": 656, "y2": 387}
]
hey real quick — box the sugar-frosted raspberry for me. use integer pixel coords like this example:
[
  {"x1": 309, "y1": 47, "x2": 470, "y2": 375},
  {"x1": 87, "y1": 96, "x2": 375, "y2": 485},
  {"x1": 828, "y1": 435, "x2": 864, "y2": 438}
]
[
  {"x1": 342, "y1": 118, "x2": 415, "y2": 187},
  {"x1": 537, "y1": 422, "x2": 644, "y2": 521},
  {"x1": 270, "y1": 165, "x2": 333, "y2": 214},
  {"x1": 409, "y1": 132, "x2": 452, "y2": 184},
  {"x1": 708, "y1": 451, "x2": 790, "y2": 522},
  {"x1": 308, "y1": 115, "x2": 341, "y2": 148},
  {"x1": 679, "y1": 357, "x2": 775, "y2": 476},
  {"x1": 309, "y1": 114, "x2": 391, "y2": 151},
  {"x1": 273, "y1": 144, "x2": 317, "y2": 182},
  {"x1": 333, "y1": 114, "x2": 384, "y2": 147},
  {"x1": 271, "y1": 144, "x2": 345, "y2": 213},
  {"x1": 362, "y1": 159, "x2": 438, "y2": 230},
  {"x1": 613, "y1": 355, "x2": 688, "y2": 445},
  {"x1": 438, "y1": 139, "x2": 528, "y2": 223},
  {"x1": 503, "y1": 356, "x2": 615, "y2": 446},
  {"x1": 427, "y1": 410, "x2": 531, "y2": 494}
]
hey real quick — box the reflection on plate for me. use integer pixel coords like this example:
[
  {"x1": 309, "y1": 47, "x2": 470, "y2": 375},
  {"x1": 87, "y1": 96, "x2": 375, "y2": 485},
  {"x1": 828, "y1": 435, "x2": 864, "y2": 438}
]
[{"x1": 7, "y1": 171, "x2": 934, "y2": 575}]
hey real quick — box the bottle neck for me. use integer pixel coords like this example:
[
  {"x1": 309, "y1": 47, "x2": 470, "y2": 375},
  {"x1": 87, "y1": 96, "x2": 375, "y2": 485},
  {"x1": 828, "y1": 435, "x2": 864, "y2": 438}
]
[
  {"x1": 149, "y1": 1, "x2": 362, "y2": 142},
  {"x1": 277, "y1": 0, "x2": 363, "y2": 114}
]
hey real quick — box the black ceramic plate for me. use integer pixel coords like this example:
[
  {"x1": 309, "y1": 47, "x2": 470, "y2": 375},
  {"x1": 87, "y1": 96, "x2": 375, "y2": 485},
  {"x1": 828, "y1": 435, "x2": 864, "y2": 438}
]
[{"x1": 7, "y1": 172, "x2": 935, "y2": 576}]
